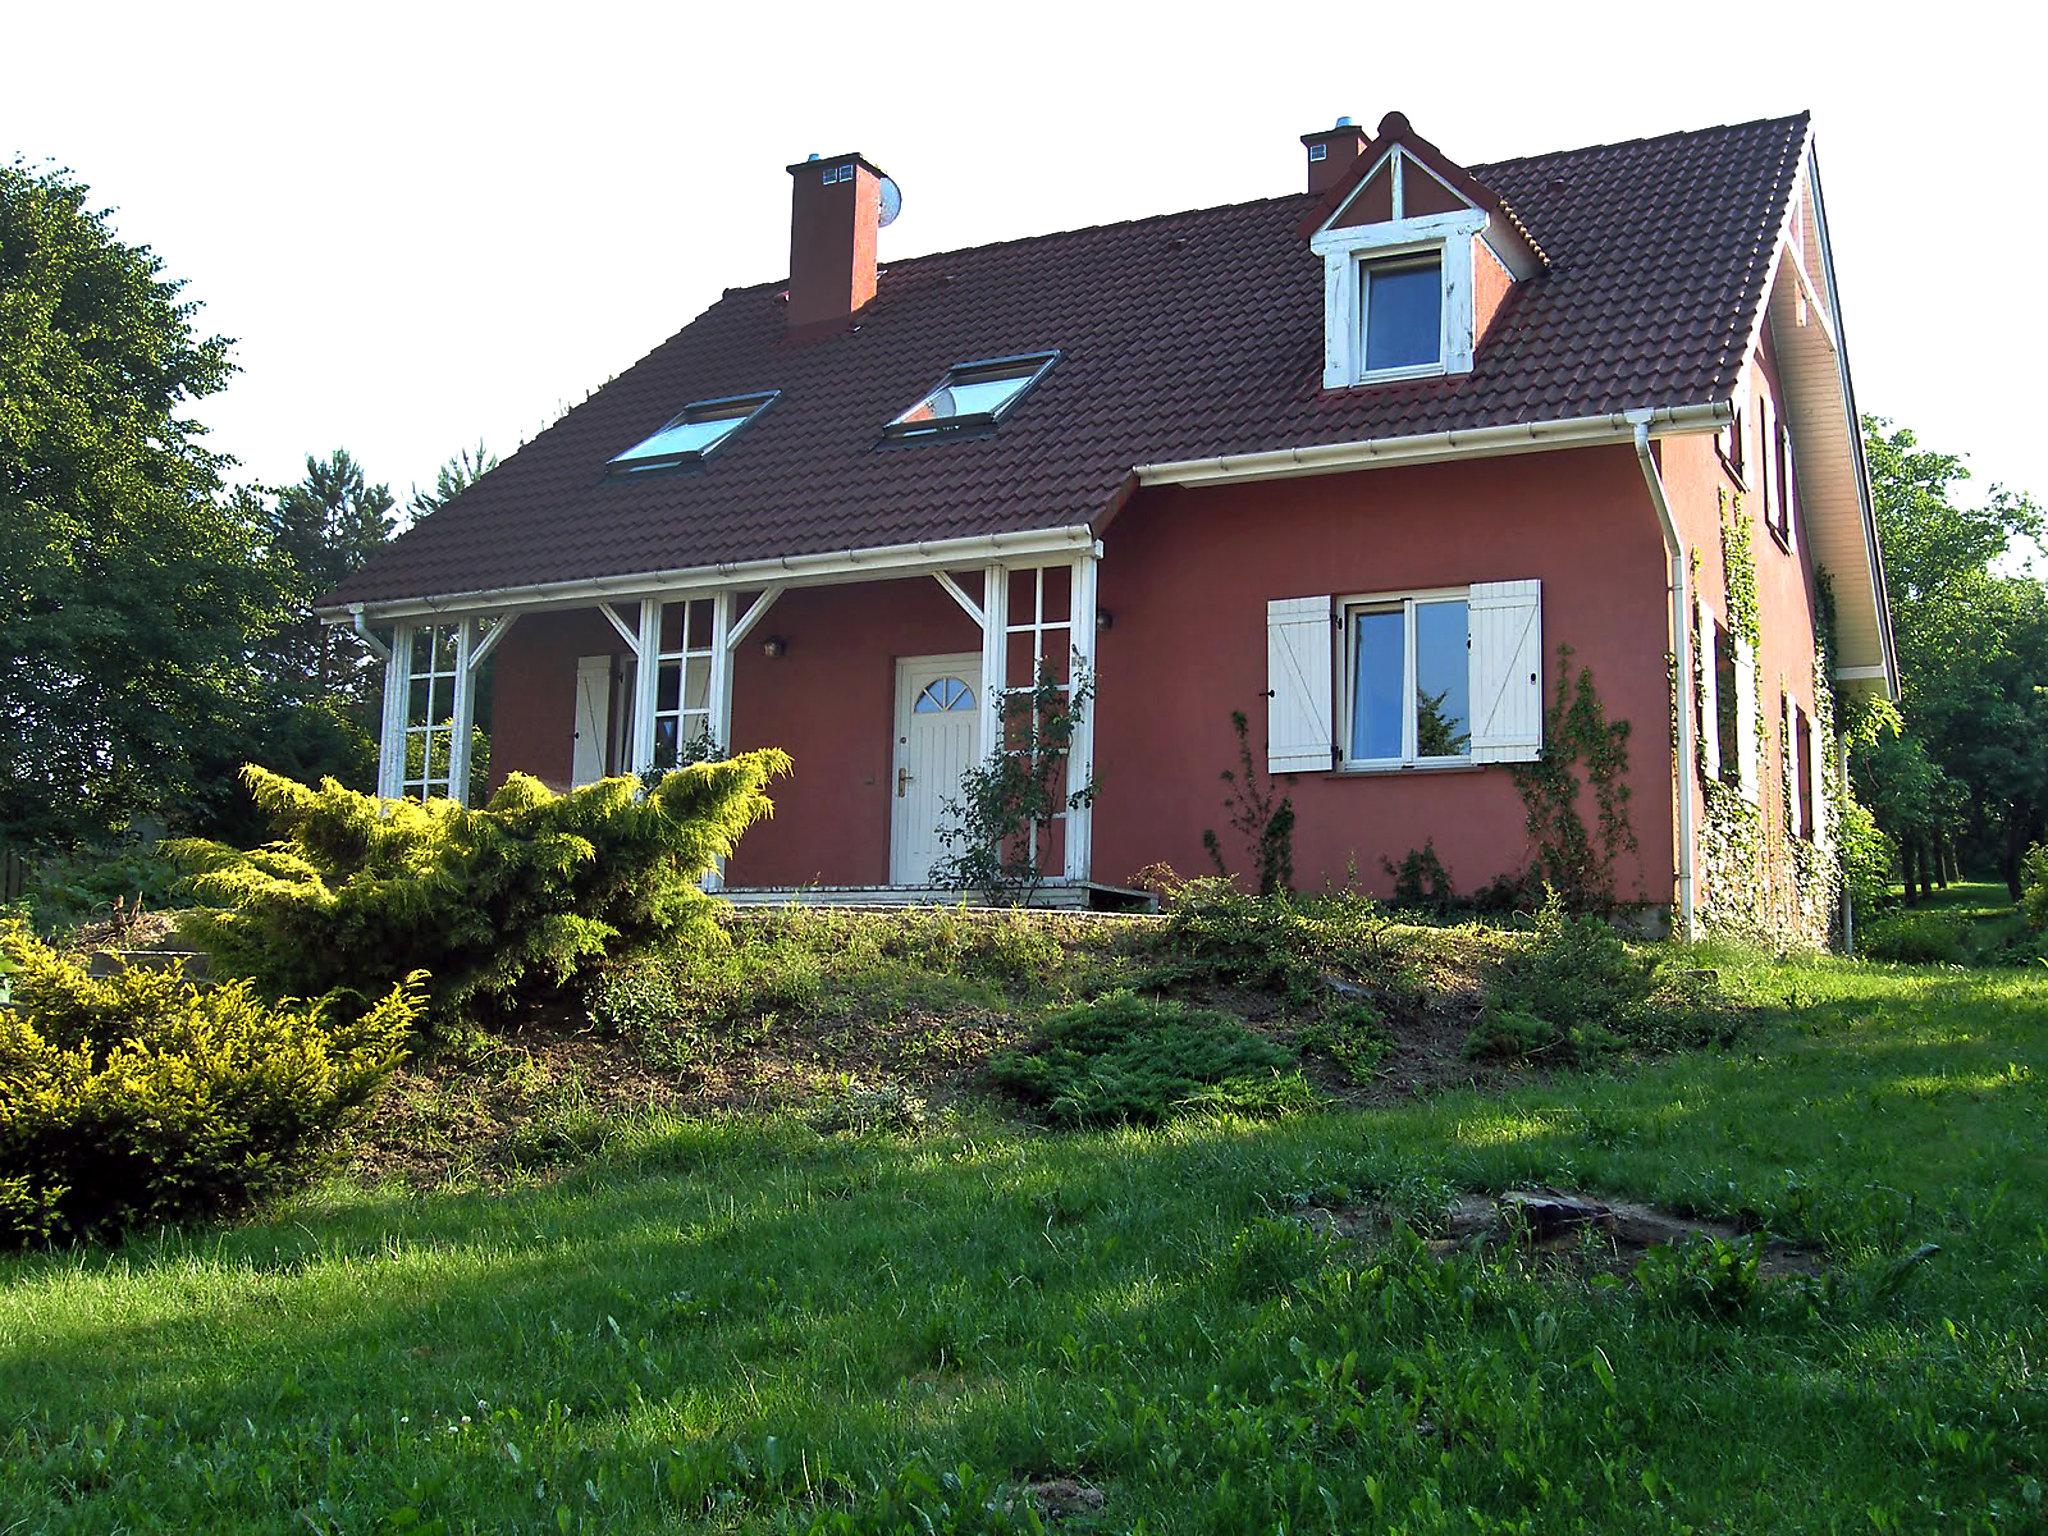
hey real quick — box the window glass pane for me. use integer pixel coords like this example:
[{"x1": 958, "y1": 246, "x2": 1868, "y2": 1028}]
[
  {"x1": 609, "y1": 397, "x2": 770, "y2": 471},
  {"x1": 683, "y1": 656, "x2": 710, "y2": 713},
  {"x1": 915, "y1": 677, "x2": 974, "y2": 713},
  {"x1": 408, "y1": 675, "x2": 431, "y2": 723},
  {"x1": 1364, "y1": 258, "x2": 1442, "y2": 371},
  {"x1": 891, "y1": 355, "x2": 1053, "y2": 432},
  {"x1": 1349, "y1": 609, "x2": 1405, "y2": 761},
  {"x1": 1414, "y1": 600, "x2": 1470, "y2": 758},
  {"x1": 654, "y1": 717, "x2": 680, "y2": 762},
  {"x1": 656, "y1": 662, "x2": 681, "y2": 713}
]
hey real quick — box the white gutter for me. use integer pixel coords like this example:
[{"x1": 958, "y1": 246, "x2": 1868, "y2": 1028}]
[
  {"x1": 1629, "y1": 411, "x2": 1697, "y2": 941},
  {"x1": 1134, "y1": 402, "x2": 1730, "y2": 489},
  {"x1": 348, "y1": 602, "x2": 390, "y2": 661},
  {"x1": 320, "y1": 523, "x2": 1100, "y2": 623}
]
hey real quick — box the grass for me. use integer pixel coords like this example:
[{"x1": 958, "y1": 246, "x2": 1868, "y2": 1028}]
[{"x1": 2, "y1": 931, "x2": 2044, "y2": 1532}]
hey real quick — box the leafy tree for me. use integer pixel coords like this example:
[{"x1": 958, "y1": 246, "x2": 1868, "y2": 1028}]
[
  {"x1": 0, "y1": 160, "x2": 284, "y2": 852},
  {"x1": 1857, "y1": 420, "x2": 2048, "y2": 899},
  {"x1": 407, "y1": 439, "x2": 497, "y2": 523},
  {"x1": 258, "y1": 450, "x2": 395, "y2": 711}
]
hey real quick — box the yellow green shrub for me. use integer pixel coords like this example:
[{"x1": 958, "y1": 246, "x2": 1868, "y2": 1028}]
[
  {"x1": 168, "y1": 755, "x2": 789, "y2": 1028},
  {"x1": 0, "y1": 920, "x2": 419, "y2": 1247}
]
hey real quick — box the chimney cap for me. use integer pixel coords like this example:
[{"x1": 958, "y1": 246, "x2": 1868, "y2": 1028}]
[
  {"x1": 785, "y1": 151, "x2": 888, "y2": 179},
  {"x1": 1299, "y1": 120, "x2": 1369, "y2": 148}
]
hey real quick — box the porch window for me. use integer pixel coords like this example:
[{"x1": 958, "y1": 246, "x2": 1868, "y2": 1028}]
[
  {"x1": 652, "y1": 599, "x2": 715, "y2": 766},
  {"x1": 402, "y1": 623, "x2": 462, "y2": 798},
  {"x1": 1343, "y1": 594, "x2": 1470, "y2": 767},
  {"x1": 886, "y1": 352, "x2": 1058, "y2": 437},
  {"x1": 608, "y1": 391, "x2": 778, "y2": 474}
]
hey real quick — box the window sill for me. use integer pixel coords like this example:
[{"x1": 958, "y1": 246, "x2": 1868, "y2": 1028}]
[
  {"x1": 1341, "y1": 361, "x2": 1447, "y2": 388},
  {"x1": 1332, "y1": 758, "x2": 1484, "y2": 778},
  {"x1": 1767, "y1": 524, "x2": 1793, "y2": 556}
]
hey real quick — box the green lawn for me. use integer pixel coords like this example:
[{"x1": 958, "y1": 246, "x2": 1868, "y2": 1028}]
[{"x1": 3, "y1": 945, "x2": 2045, "y2": 1532}]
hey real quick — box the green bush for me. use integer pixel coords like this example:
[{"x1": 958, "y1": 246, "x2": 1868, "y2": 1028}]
[
  {"x1": 1858, "y1": 909, "x2": 1969, "y2": 964},
  {"x1": 1141, "y1": 877, "x2": 1390, "y2": 1001},
  {"x1": 18, "y1": 841, "x2": 184, "y2": 934},
  {"x1": 0, "y1": 919, "x2": 419, "y2": 1246},
  {"x1": 169, "y1": 756, "x2": 788, "y2": 1029},
  {"x1": 2022, "y1": 842, "x2": 2048, "y2": 934},
  {"x1": 1466, "y1": 892, "x2": 1661, "y2": 1064},
  {"x1": 988, "y1": 988, "x2": 1306, "y2": 1126}
]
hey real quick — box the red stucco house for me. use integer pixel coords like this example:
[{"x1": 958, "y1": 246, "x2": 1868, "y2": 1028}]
[{"x1": 323, "y1": 110, "x2": 1895, "y2": 939}]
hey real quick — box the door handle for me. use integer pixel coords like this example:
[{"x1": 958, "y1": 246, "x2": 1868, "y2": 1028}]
[{"x1": 896, "y1": 766, "x2": 912, "y2": 798}]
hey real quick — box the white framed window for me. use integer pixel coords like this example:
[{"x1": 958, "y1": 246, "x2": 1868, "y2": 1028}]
[
  {"x1": 1342, "y1": 591, "x2": 1472, "y2": 767},
  {"x1": 1312, "y1": 209, "x2": 1482, "y2": 389},
  {"x1": 1264, "y1": 580, "x2": 1540, "y2": 776},
  {"x1": 401, "y1": 623, "x2": 463, "y2": 799},
  {"x1": 650, "y1": 599, "x2": 715, "y2": 766}
]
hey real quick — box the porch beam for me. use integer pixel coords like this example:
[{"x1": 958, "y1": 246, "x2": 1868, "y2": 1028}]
[
  {"x1": 598, "y1": 601, "x2": 641, "y2": 650},
  {"x1": 1063, "y1": 549, "x2": 1099, "y2": 882},
  {"x1": 376, "y1": 622, "x2": 415, "y2": 799},
  {"x1": 446, "y1": 619, "x2": 479, "y2": 805},
  {"x1": 931, "y1": 570, "x2": 985, "y2": 629},
  {"x1": 977, "y1": 562, "x2": 1009, "y2": 762},
  {"x1": 628, "y1": 598, "x2": 661, "y2": 775},
  {"x1": 726, "y1": 583, "x2": 786, "y2": 652}
]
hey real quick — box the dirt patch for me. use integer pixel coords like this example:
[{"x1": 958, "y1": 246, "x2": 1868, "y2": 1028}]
[
  {"x1": 1024, "y1": 1478, "x2": 1105, "y2": 1522},
  {"x1": 1306, "y1": 1188, "x2": 1822, "y2": 1276}
]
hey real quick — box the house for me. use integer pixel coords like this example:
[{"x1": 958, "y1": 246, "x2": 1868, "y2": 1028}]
[{"x1": 321, "y1": 110, "x2": 1895, "y2": 941}]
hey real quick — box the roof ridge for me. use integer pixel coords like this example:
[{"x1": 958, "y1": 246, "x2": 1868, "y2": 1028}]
[{"x1": 1474, "y1": 110, "x2": 1811, "y2": 175}]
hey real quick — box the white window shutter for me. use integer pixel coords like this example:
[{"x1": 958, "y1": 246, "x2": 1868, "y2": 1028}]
[
  {"x1": 1266, "y1": 596, "x2": 1336, "y2": 773},
  {"x1": 1696, "y1": 596, "x2": 1721, "y2": 782},
  {"x1": 1734, "y1": 636, "x2": 1759, "y2": 800},
  {"x1": 1468, "y1": 579, "x2": 1543, "y2": 763},
  {"x1": 1784, "y1": 694, "x2": 1801, "y2": 836}
]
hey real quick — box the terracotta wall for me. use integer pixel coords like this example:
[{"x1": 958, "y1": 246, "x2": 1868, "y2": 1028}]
[
  {"x1": 483, "y1": 445, "x2": 1693, "y2": 902},
  {"x1": 1092, "y1": 445, "x2": 1678, "y2": 903}
]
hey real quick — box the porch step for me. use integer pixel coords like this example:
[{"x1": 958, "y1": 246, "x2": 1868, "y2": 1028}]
[{"x1": 720, "y1": 881, "x2": 1156, "y2": 913}]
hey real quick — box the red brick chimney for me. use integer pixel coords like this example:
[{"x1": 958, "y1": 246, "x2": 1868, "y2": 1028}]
[
  {"x1": 1300, "y1": 118, "x2": 1369, "y2": 196},
  {"x1": 785, "y1": 152, "x2": 885, "y2": 334}
]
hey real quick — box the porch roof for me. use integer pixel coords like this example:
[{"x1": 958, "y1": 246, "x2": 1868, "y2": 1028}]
[{"x1": 325, "y1": 113, "x2": 1810, "y2": 615}]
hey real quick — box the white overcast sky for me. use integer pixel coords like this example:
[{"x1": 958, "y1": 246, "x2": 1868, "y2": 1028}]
[{"x1": 5, "y1": 2, "x2": 2038, "y2": 515}]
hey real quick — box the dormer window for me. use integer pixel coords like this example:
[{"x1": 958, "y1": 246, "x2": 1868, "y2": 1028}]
[
  {"x1": 1361, "y1": 253, "x2": 1444, "y2": 373},
  {"x1": 887, "y1": 352, "x2": 1058, "y2": 438},
  {"x1": 1301, "y1": 118, "x2": 1545, "y2": 392},
  {"x1": 607, "y1": 391, "x2": 778, "y2": 475}
]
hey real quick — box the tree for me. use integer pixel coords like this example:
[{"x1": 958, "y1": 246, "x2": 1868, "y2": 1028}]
[
  {"x1": 407, "y1": 440, "x2": 497, "y2": 523},
  {"x1": 258, "y1": 449, "x2": 395, "y2": 712},
  {"x1": 1856, "y1": 419, "x2": 2048, "y2": 899},
  {"x1": 0, "y1": 160, "x2": 285, "y2": 851}
]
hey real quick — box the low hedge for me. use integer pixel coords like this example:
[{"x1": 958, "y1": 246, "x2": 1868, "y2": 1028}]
[{"x1": 0, "y1": 920, "x2": 420, "y2": 1247}]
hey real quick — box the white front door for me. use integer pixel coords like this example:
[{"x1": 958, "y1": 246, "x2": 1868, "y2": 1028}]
[
  {"x1": 891, "y1": 652, "x2": 982, "y2": 885},
  {"x1": 571, "y1": 655, "x2": 613, "y2": 787}
]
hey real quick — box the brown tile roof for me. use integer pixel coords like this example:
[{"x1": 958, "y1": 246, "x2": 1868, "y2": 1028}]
[{"x1": 327, "y1": 111, "x2": 1810, "y2": 608}]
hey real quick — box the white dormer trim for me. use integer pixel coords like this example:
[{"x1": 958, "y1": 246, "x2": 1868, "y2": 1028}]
[{"x1": 1312, "y1": 208, "x2": 1487, "y2": 390}]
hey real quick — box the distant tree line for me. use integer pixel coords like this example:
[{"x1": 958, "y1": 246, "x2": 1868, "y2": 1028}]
[{"x1": 2, "y1": 159, "x2": 494, "y2": 859}]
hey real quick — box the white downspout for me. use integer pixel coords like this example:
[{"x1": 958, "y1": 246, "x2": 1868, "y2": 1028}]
[{"x1": 1630, "y1": 412, "x2": 1698, "y2": 941}]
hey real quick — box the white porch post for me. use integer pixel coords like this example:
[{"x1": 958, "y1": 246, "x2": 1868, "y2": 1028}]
[
  {"x1": 1063, "y1": 547, "x2": 1099, "y2": 882},
  {"x1": 978, "y1": 562, "x2": 1009, "y2": 762},
  {"x1": 630, "y1": 597, "x2": 661, "y2": 775},
  {"x1": 445, "y1": 620, "x2": 477, "y2": 804},
  {"x1": 377, "y1": 622, "x2": 414, "y2": 799},
  {"x1": 702, "y1": 591, "x2": 737, "y2": 890}
]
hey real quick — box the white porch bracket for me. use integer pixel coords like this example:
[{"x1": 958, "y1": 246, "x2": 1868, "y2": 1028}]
[
  {"x1": 726, "y1": 584, "x2": 785, "y2": 652},
  {"x1": 932, "y1": 570, "x2": 985, "y2": 629},
  {"x1": 597, "y1": 600, "x2": 641, "y2": 651},
  {"x1": 466, "y1": 610, "x2": 523, "y2": 671}
]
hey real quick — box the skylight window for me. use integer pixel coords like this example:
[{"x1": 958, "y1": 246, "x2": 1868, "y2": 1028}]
[
  {"x1": 607, "y1": 391, "x2": 778, "y2": 475},
  {"x1": 886, "y1": 352, "x2": 1058, "y2": 438}
]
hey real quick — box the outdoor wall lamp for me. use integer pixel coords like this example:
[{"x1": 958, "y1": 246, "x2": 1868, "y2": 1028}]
[{"x1": 761, "y1": 635, "x2": 788, "y2": 659}]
